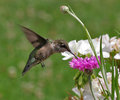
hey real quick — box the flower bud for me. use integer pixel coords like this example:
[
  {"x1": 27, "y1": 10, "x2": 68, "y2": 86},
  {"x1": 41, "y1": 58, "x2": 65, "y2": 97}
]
[{"x1": 60, "y1": 5, "x2": 69, "y2": 13}]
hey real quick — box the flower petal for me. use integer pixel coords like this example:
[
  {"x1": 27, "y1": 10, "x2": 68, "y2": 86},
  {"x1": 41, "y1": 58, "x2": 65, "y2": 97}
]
[
  {"x1": 114, "y1": 53, "x2": 120, "y2": 59},
  {"x1": 72, "y1": 87, "x2": 81, "y2": 97},
  {"x1": 68, "y1": 40, "x2": 78, "y2": 54},
  {"x1": 61, "y1": 51, "x2": 73, "y2": 60},
  {"x1": 103, "y1": 52, "x2": 110, "y2": 58}
]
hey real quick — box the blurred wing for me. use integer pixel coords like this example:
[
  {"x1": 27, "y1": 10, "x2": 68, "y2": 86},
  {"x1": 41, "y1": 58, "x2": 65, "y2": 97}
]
[{"x1": 20, "y1": 25, "x2": 47, "y2": 48}]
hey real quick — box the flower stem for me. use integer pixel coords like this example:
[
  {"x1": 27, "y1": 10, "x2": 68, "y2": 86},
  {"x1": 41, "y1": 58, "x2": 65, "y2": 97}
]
[
  {"x1": 67, "y1": 10, "x2": 99, "y2": 64},
  {"x1": 88, "y1": 76, "x2": 96, "y2": 100},
  {"x1": 115, "y1": 63, "x2": 119, "y2": 100},
  {"x1": 66, "y1": 8, "x2": 110, "y2": 93}
]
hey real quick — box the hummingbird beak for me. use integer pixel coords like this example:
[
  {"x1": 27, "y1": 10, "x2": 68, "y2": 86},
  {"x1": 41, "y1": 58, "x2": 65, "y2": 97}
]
[{"x1": 68, "y1": 49, "x2": 78, "y2": 59}]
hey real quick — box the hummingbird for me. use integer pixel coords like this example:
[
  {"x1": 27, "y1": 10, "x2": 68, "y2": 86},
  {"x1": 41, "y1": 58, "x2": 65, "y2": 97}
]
[{"x1": 20, "y1": 26, "x2": 77, "y2": 75}]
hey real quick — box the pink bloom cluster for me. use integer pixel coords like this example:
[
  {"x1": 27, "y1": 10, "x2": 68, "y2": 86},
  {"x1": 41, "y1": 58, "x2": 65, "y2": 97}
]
[{"x1": 69, "y1": 56, "x2": 100, "y2": 71}]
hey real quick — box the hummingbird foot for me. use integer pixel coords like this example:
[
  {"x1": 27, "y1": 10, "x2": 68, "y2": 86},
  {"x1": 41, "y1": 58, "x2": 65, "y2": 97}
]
[{"x1": 41, "y1": 62, "x2": 45, "y2": 67}]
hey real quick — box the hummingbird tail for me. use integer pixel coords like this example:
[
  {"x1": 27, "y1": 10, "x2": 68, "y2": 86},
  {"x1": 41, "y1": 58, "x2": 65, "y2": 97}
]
[
  {"x1": 22, "y1": 64, "x2": 31, "y2": 76},
  {"x1": 22, "y1": 62, "x2": 44, "y2": 76},
  {"x1": 22, "y1": 60, "x2": 39, "y2": 76},
  {"x1": 22, "y1": 55, "x2": 38, "y2": 76}
]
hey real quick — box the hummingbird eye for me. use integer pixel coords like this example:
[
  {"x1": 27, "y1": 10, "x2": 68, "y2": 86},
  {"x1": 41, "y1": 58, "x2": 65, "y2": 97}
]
[{"x1": 60, "y1": 43, "x2": 66, "y2": 47}]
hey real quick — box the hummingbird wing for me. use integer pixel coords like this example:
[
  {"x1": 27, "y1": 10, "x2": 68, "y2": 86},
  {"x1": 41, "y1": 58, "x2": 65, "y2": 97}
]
[{"x1": 20, "y1": 25, "x2": 48, "y2": 48}]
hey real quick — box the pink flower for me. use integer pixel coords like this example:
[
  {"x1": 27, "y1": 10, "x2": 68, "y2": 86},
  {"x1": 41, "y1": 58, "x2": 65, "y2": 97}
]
[{"x1": 69, "y1": 56, "x2": 100, "y2": 71}]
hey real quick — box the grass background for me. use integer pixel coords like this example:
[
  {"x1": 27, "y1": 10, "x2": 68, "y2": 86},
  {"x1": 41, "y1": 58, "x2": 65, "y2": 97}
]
[{"x1": 0, "y1": 0, "x2": 120, "y2": 100}]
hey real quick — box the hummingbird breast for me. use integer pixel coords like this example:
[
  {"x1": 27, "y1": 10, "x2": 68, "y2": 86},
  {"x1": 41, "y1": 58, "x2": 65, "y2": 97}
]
[{"x1": 35, "y1": 42, "x2": 54, "y2": 62}]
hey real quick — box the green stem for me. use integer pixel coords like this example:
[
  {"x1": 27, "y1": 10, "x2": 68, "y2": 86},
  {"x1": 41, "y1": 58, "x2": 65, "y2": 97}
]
[
  {"x1": 66, "y1": 9, "x2": 110, "y2": 93},
  {"x1": 115, "y1": 64, "x2": 119, "y2": 100},
  {"x1": 88, "y1": 76, "x2": 96, "y2": 100},
  {"x1": 79, "y1": 88, "x2": 83, "y2": 98},
  {"x1": 67, "y1": 10, "x2": 99, "y2": 64},
  {"x1": 101, "y1": 67, "x2": 110, "y2": 92},
  {"x1": 111, "y1": 59, "x2": 115, "y2": 100}
]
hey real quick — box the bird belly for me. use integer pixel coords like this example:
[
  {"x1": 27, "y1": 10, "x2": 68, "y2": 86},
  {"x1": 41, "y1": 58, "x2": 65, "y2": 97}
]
[{"x1": 35, "y1": 45, "x2": 53, "y2": 62}]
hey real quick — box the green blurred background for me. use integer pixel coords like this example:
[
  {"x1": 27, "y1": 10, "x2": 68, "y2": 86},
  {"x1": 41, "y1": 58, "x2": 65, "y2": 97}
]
[{"x1": 0, "y1": 0, "x2": 120, "y2": 100}]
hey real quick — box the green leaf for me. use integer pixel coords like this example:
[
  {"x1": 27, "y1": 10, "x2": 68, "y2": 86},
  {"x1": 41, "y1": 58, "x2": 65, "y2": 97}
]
[
  {"x1": 64, "y1": 97, "x2": 69, "y2": 100},
  {"x1": 88, "y1": 76, "x2": 97, "y2": 100},
  {"x1": 99, "y1": 36, "x2": 110, "y2": 94},
  {"x1": 98, "y1": 79, "x2": 106, "y2": 96},
  {"x1": 78, "y1": 76, "x2": 83, "y2": 86},
  {"x1": 100, "y1": 36, "x2": 104, "y2": 65},
  {"x1": 111, "y1": 54, "x2": 115, "y2": 100},
  {"x1": 115, "y1": 62, "x2": 119, "y2": 100},
  {"x1": 100, "y1": 36, "x2": 107, "y2": 77},
  {"x1": 73, "y1": 71, "x2": 81, "y2": 81}
]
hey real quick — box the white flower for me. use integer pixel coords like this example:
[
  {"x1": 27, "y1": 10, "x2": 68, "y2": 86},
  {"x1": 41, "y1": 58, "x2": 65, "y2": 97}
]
[
  {"x1": 110, "y1": 36, "x2": 117, "y2": 46},
  {"x1": 98, "y1": 71, "x2": 120, "y2": 99},
  {"x1": 72, "y1": 81, "x2": 104, "y2": 100},
  {"x1": 102, "y1": 34, "x2": 117, "y2": 52},
  {"x1": 61, "y1": 37, "x2": 110, "y2": 60},
  {"x1": 101, "y1": 34, "x2": 120, "y2": 59},
  {"x1": 112, "y1": 38, "x2": 120, "y2": 59},
  {"x1": 61, "y1": 40, "x2": 80, "y2": 60},
  {"x1": 78, "y1": 40, "x2": 91, "y2": 55},
  {"x1": 97, "y1": 52, "x2": 110, "y2": 58},
  {"x1": 72, "y1": 87, "x2": 81, "y2": 97},
  {"x1": 61, "y1": 34, "x2": 120, "y2": 60},
  {"x1": 102, "y1": 34, "x2": 113, "y2": 52},
  {"x1": 72, "y1": 70, "x2": 120, "y2": 100},
  {"x1": 78, "y1": 38, "x2": 100, "y2": 55},
  {"x1": 78, "y1": 38, "x2": 110, "y2": 58},
  {"x1": 83, "y1": 82, "x2": 104, "y2": 100},
  {"x1": 77, "y1": 38, "x2": 99, "y2": 55},
  {"x1": 114, "y1": 53, "x2": 120, "y2": 59},
  {"x1": 83, "y1": 83, "x2": 95, "y2": 100},
  {"x1": 92, "y1": 38, "x2": 110, "y2": 58},
  {"x1": 111, "y1": 38, "x2": 119, "y2": 51}
]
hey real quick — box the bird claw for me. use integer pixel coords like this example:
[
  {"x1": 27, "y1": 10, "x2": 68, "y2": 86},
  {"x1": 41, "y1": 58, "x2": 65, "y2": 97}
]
[{"x1": 41, "y1": 62, "x2": 45, "y2": 67}]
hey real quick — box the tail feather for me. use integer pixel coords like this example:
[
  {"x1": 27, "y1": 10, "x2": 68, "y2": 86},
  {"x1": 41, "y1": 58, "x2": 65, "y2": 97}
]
[
  {"x1": 22, "y1": 58, "x2": 37, "y2": 76},
  {"x1": 22, "y1": 64, "x2": 32, "y2": 76},
  {"x1": 22, "y1": 48, "x2": 39, "y2": 76}
]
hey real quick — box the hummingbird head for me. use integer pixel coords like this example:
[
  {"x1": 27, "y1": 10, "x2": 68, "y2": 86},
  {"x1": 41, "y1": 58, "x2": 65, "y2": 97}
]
[{"x1": 53, "y1": 40, "x2": 77, "y2": 58}]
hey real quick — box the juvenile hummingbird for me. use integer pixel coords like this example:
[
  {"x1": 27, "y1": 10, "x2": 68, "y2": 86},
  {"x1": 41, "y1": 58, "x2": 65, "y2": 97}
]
[{"x1": 20, "y1": 26, "x2": 77, "y2": 75}]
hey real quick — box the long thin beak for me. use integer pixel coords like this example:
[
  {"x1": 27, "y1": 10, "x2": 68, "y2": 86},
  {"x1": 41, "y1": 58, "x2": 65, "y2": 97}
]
[{"x1": 68, "y1": 50, "x2": 78, "y2": 59}]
